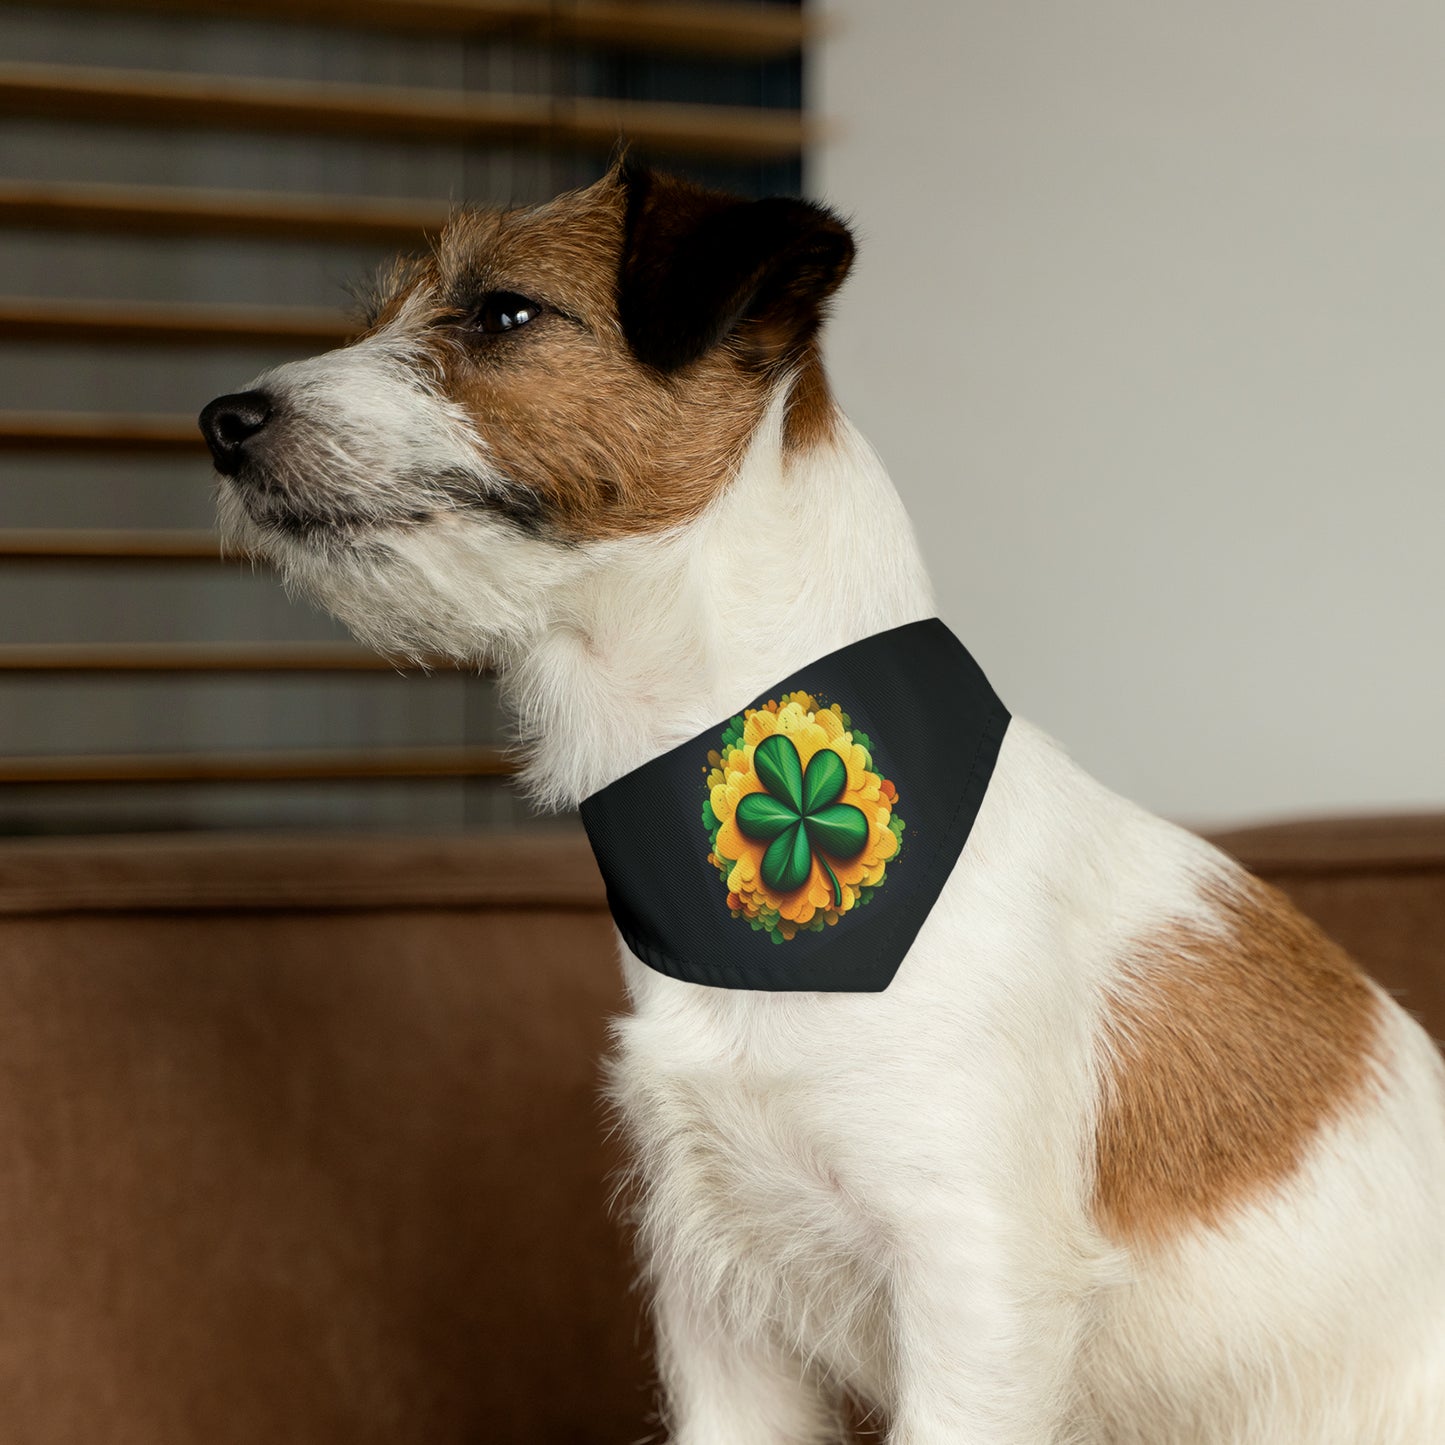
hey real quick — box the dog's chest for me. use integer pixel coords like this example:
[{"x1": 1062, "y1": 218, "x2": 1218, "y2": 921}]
[{"x1": 612, "y1": 1008, "x2": 891, "y2": 1388}]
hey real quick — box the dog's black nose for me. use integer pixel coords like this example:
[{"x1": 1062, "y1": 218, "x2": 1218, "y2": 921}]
[{"x1": 199, "y1": 390, "x2": 272, "y2": 475}]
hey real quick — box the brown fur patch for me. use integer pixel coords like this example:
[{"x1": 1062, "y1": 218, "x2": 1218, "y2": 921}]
[
  {"x1": 1093, "y1": 872, "x2": 1382, "y2": 1247},
  {"x1": 436, "y1": 184, "x2": 769, "y2": 540},
  {"x1": 782, "y1": 343, "x2": 840, "y2": 454},
  {"x1": 365, "y1": 171, "x2": 842, "y2": 541}
]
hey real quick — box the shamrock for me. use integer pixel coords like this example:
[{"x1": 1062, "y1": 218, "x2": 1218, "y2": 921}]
[{"x1": 735, "y1": 733, "x2": 869, "y2": 908}]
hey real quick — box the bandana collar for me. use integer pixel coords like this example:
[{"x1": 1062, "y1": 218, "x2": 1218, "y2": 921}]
[{"x1": 579, "y1": 619, "x2": 1009, "y2": 992}]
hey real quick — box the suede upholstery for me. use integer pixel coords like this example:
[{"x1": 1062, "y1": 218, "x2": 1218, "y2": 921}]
[{"x1": 0, "y1": 818, "x2": 1440, "y2": 1442}]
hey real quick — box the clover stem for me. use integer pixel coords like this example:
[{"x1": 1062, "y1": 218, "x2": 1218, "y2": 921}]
[{"x1": 818, "y1": 855, "x2": 844, "y2": 911}]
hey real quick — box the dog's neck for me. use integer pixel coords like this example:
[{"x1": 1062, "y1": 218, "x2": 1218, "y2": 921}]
[{"x1": 502, "y1": 392, "x2": 937, "y2": 809}]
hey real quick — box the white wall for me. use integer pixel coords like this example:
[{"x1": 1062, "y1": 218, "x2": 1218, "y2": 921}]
[{"x1": 814, "y1": 1, "x2": 1445, "y2": 828}]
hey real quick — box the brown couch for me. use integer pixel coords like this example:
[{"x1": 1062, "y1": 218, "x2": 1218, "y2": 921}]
[{"x1": 0, "y1": 817, "x2": 1440, "y2": 1443}]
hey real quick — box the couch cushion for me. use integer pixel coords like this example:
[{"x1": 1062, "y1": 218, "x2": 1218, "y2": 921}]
[
  {"x1": 0, "y1": 832, "x2": 647, "y2": 1445},
  {"x1": 0, "y1": 817, "x2": 1440, "y2": 1443}
]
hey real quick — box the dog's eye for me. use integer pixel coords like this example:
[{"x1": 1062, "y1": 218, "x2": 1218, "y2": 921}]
[{"x1": 472, "y1": 291, "x2": 542, "y2": 334}]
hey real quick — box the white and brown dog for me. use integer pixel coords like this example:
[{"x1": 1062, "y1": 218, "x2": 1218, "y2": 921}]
[{"x1": 201, "y1": 163, "x2": 1445, "y2": 1444}]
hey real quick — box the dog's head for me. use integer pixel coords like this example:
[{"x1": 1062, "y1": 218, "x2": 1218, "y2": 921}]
[{"x1": 200, "y1": 163, "x2": 854, "y2": 661}]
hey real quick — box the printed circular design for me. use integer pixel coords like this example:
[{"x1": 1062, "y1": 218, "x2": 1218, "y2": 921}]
[{"x1": 702, "y1": 691, "x2": 906, "y2": 944}]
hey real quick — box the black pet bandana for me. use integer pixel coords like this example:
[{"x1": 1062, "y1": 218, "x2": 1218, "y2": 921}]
[{"x1": 579, "y1": 619, "x2": 1010, "y2": 992}]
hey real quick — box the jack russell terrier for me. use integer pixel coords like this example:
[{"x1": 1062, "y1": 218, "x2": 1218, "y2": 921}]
[{"x1": 200, "y1": 162, "x2": 1445, "y2": 1444}]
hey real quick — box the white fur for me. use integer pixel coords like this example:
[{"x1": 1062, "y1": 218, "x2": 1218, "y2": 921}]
[{"x1": 220, "y1": 346, "x2": 1445, "y2": 1443}]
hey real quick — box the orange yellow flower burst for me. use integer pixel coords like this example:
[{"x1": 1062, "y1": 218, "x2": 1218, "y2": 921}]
[{"x1": 703, "y1": 691, "x2": 904, "y2": 944}]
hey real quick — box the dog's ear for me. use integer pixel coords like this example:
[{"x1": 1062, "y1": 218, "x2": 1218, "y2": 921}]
[{"x1": 617, "y1": 162, "x2": 855, "y2": 374}]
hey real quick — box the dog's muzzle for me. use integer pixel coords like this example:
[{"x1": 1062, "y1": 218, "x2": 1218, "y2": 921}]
[{"x1": 199, "y1": 390, "x2": 274, "y2": 476}]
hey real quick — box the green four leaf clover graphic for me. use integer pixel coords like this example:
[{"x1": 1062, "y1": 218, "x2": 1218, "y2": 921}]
[{"x1": 735, "y1": 733, "x2": 869, "y2": 908}]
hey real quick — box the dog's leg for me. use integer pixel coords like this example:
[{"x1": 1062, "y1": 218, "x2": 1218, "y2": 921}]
[
  {"x1": 883, "y1": 1229, "x2": 1093, "y2": 1445},
  {"x1": 654, "y1": 1275, "x2": 844, "y2": 1445}
]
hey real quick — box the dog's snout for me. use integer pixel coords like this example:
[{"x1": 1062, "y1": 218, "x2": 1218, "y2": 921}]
[{"x1": 199, "y1": 390, "x2": 273, "y2": 475}]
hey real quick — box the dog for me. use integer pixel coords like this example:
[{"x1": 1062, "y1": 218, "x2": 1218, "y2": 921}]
[{"x1": 200, "y1": 161, "x2": 1445, "y2": 1443}]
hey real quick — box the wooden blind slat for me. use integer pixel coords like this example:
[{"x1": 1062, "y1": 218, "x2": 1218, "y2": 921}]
[
  {"x1": 0, "y1": 745, "x2": 513, "y2": 783},
  {"x1": 0, "y1": 643, "x2": 430, "y2": 672},
  {"x1": 0, "y1": 529, "x2": 227, "y2": 561},
  {"x1": 0, "y1": 0, "x2": 810, "y2": 58},
  {"x1": 0, "y1": 14, "x2": 805, "y2": 816},
  {"x1": 0, "y1": 62, "x2": 812, "y2": 161},
  {"x1": 0, "y1": 412, "x2": 202, "y2": 452},
  {"x1": 544, "y1": 0, "x2": 810, "y2": 58},
  {"x1": 0, "y1": 180, "x2": 448, "y2": 245},
  {"x1": 0, "y1": 297, "x2": 353, "y2": 348}
]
